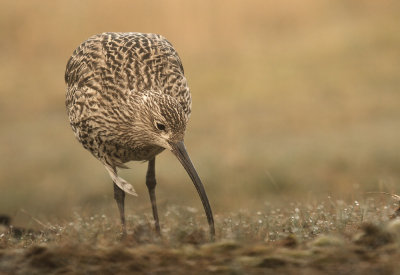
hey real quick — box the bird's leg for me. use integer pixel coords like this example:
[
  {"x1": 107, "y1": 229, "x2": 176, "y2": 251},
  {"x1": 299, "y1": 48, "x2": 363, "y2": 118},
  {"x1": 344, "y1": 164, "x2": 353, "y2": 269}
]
[
  {"x1": 113, "y1": 182, "x2": 127, "y2": 236},
  {"x1": 146, "y1": 157, "x2": 161, "y2": 235}
]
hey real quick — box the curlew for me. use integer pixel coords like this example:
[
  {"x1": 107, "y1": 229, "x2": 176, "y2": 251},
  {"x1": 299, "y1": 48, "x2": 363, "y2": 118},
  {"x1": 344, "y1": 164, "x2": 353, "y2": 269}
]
[{"x1": 65, "y1": 32, "x2": 215, "y2": 239}]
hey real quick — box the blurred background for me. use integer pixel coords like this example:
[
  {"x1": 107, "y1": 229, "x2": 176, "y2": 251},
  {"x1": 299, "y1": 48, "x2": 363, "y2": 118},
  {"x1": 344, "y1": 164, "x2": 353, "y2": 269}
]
[{"x1": 1, "y1": 0, "x2": 399, "y2": 226}]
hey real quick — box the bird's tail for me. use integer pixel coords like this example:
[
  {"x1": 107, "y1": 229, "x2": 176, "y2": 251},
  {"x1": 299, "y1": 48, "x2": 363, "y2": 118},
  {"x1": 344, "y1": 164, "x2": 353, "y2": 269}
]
[{"x1": 104, "y1": 164, "x2": 138, "y2": 196}]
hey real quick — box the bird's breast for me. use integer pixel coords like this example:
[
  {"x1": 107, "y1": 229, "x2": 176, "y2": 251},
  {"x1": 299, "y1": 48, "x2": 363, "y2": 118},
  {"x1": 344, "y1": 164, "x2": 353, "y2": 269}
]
[{"x1": 122, "y1": 145, "x2": 165, "y2": 162}]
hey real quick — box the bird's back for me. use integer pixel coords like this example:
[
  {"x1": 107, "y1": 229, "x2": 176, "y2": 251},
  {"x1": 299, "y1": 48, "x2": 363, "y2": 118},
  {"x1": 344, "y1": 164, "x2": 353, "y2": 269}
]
[{"x1": 65, "y1": 32, "x2": 191, "y2": 118}]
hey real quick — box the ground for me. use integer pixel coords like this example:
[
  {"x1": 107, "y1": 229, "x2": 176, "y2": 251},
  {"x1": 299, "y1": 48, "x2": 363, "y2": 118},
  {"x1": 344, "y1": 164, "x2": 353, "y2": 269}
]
[{"x1": 2, "y1": 197, "x2": 400, "y2": 274}]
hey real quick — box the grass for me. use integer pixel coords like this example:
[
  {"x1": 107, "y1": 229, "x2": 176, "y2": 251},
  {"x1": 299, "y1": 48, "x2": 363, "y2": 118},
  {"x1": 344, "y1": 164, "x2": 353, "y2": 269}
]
[{"x1": 1, "y1": 197, "x2": 400, "y2": 274}]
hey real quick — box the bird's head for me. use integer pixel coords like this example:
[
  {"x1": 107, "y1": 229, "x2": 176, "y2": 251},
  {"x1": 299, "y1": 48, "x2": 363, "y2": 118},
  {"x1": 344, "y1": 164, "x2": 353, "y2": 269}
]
[{"x1": 134, "y1": 91, "x2": 188, "y2": 150}]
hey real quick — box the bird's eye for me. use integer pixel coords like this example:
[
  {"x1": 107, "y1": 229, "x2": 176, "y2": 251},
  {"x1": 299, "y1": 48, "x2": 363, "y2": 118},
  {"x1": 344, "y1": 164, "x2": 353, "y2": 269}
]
[{"x1": 155, "y1": 122, "x2": 166, "y2": 131}]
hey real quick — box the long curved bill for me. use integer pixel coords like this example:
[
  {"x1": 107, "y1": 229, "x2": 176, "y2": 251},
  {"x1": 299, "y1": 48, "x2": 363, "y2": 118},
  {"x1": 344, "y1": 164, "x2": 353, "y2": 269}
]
[{"x1": 170, "y1": 141, "x2": 215, "y2": 240}]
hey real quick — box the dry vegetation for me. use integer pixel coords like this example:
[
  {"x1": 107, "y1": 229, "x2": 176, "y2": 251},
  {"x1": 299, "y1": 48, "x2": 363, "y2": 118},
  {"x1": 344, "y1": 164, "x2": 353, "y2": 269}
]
[
  {"x1": 1, "y1": 0, "x2": 400, "y2": 273},
  {"x1": 2, "y1": 198, "x2": 400, "y2": 274}
]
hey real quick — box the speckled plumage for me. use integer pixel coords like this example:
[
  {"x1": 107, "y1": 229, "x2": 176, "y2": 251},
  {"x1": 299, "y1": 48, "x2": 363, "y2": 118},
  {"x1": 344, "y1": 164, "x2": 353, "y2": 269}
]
[
  {"x1": 65, "y1": 32, "x2": 214, "y2": 238},
  {"x1": 66, "y1": 32, "x2": 190, "y2": 168}
]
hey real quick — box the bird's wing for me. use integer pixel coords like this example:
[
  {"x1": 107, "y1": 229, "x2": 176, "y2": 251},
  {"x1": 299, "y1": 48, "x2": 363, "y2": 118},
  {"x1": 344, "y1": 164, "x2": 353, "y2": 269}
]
[{"x1": 65, "y1": 32, "x2": 191, "y2": 116}]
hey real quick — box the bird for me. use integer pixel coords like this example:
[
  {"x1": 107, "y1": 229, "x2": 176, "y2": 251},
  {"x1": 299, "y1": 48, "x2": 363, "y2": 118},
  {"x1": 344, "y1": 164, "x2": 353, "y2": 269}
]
[{"x1": 65, "y1": 32, "x2": 215, "y2": 239}]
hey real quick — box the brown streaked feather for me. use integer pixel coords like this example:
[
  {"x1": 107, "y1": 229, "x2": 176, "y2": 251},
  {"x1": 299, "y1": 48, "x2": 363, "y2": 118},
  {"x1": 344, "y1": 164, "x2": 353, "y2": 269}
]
[{"x1": 65, "y1": 33, "x2": 190, "y2": 190}]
